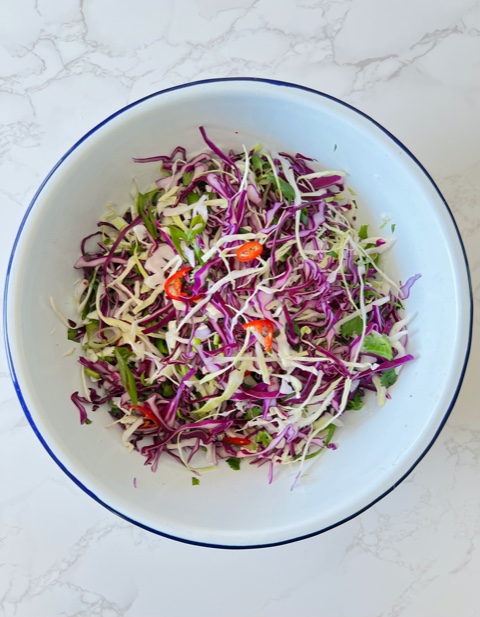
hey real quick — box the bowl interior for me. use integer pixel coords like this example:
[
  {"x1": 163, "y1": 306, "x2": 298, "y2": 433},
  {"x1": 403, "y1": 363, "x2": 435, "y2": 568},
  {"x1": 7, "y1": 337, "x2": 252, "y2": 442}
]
[{"x1": 6, "y1": 80, "x2": 471, "y2": 547}]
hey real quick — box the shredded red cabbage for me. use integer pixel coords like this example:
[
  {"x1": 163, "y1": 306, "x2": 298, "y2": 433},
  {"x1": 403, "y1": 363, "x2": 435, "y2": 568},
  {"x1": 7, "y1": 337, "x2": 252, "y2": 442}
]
[{"x1": 65, "y1": 128, "x2": 419, "y2": 483}]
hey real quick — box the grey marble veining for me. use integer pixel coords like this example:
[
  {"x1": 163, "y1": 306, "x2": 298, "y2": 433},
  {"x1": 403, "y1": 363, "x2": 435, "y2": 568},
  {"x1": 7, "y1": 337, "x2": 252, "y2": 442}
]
[{"x1": 1, "y1": 1, "x2": 479, "y2": 615}]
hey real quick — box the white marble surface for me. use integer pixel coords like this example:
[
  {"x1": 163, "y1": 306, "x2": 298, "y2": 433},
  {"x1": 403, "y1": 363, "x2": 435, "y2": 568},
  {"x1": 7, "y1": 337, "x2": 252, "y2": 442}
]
[{"x1": 1, "y1": 0, "x2": 479, "y2": 615}]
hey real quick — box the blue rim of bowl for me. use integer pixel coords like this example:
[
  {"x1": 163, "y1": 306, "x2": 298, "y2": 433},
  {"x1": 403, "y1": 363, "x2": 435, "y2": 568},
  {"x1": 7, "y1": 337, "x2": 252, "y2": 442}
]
[{"x1": 4, "y1": 77, "x2": 473, "y2": 550}]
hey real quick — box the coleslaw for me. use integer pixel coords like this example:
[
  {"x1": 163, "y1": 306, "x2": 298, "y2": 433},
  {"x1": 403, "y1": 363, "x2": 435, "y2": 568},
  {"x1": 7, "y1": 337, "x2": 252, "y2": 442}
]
[{"x1": 65, "y1": 127, "x2": 419, "y2": 484}]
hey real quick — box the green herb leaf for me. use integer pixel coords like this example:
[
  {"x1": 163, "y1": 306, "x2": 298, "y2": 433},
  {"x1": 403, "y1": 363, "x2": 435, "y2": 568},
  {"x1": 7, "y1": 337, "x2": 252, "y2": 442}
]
[
  {"x1": 85, "y1": 418, "x2": 92, "y2": 425},
  {"x1": 182, "y1": 171, "x2": 193, "y2": 186},
  {"x1": 191, "y1": 242, "x2": 204, "y2": 265},
  {"x1": 187, "y1": 192, "x2": 200, "y2": 205},
  {"x1": 177, "y1": 364, "x2": 189, "y2": 376},
  {"x1": 85, "y1": 320, "x2": 99, "y2": 336},
  {"x1": 108, "y1": 401, "x2": 122, "y2": 419},
  {"x1": 300, "y1": 207, "x2": 309, "y2": 226},
  {"x1": 251, "y1": 154, "x2": 263, "y2": 173},
  {"x1": 187, "y1": 215, "x2": 207, "y2": 240},
  {"x1": 115, "y1": 347, "x2": 133, "y2": 362},
  {"x1": 362, "y1": 334, "x2": 393, "y2": 360},
  {"x1": 380, "y1": 368, "x2": 397, "y2": 388},
  {"x1": 346, "y1": 390, "x2": 364, "y2": 410},
  {"x1": 391, "y1": 223, "x2": 396, "y2": 233},
  {"x1": 340, "y1": 316, "x2": 364, "y2": 339},
  {"x1": 364, "y1": 289, "x2": 381, "y2": 300},
  {"x1": 326, "y1": 250, "x2": 337, "y2": 258},
  {"x1": 265, "y1": 174, "x2": 295, "y2": 203},
  {"x1": 333, "y1": 144, "x2": 337, "y2": 152},
  {"x1": 277, "y1": 177, "x2": 295, "y2": 203},
  {"x1": 161, "y1": 382, "x2": 175, "y2": 398},
  {"x1": 114, "y1": 348, "x2": 138, "y2": 405},
  {"x1": 155, "y1": 339, "x2": 169, "y2": 355},
  {"x1": 67, "y1": 327, "x2": 80, "y2": 341},
  {"x1": 136, "y1": 193, "x2": 157, "y2": 239},
  {"x1": 359, "y1": 224, "x2": 369, "y2": 240},
  {"x1": 191, "y1": 477, "x2": 200, "y2": 486},
  {"x1": 169, "y1": 225, "x2": 187, "y2": 259},
  {"x1": 144, "y1": 188, "x2": 160, "y2": 203},
  {"x1": 246, "y1": 406, "x2": 262, "y2": 420},
  {"x1": 226, "y1": 457, "x2": 241, "y2": 471},
  {"x1": 255, "y1": 430, "x2": 272, "y2": 448}
]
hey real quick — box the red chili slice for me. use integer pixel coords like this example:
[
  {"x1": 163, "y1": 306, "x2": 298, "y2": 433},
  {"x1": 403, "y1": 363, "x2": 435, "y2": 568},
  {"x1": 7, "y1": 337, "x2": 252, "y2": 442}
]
[
  {"x1": 164, "y1": 267, "x2": 198, "y2": 302},
  {"x1": 236, "y1": 241, "x2": 263, "y2": 262},
  {"x1": 128, "y1": 404, "x2": 160, "y2": 428},
  {"x1": 243, "y1": 319, "x2": 274, "y2": 352},
  {"x1": 223, "y1": 436, "x2": 252, "y2": 446}
]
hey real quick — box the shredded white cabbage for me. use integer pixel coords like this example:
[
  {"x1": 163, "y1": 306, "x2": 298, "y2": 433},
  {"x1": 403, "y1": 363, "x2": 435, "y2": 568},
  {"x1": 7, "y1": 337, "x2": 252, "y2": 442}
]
[{"x1": 62, "y1": 134, "x2": 416, "y2": 485}]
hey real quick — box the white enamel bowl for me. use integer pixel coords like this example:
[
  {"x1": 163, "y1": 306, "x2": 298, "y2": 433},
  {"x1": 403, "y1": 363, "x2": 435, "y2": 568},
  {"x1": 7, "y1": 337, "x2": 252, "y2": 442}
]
[{"x1": 4, "y1": 78, "x2": 472, "y2": 548}]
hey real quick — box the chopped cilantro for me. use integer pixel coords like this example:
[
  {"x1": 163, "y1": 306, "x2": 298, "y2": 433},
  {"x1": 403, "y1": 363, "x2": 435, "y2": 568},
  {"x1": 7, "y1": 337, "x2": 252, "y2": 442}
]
[
  {"x1": 67, "y1": 328, "x2": 80, "y2": 341},
  {"x1": 169, "y1": 225, "x2": 187, "y2": 259},
  {"x1": 277, "y1": 177, "x2": 295, "y2": 202},
  {"x1": 251, "y1": 153, "x2": 263, "y2": 173},
  {"x1": 391, "y1": 223, "x2": 396, "y2": 233},
  {"x1": 187, "y1": 215, "x2": 207, "y2": 240},
  {"x1": 187, "y1": 192, "x2": 200, "y2": 205},
  {"x1": 115, "y1": 347, "x2": 133, "y2": 362},
  {"x1": 85, "y1": 320, "x2": 99, "y2": 337},
  {"x1": 226, "y1": 457, "x2": 241, "y2": 471},
  {"x1": 246, "y1": 406, "x2": 262, "y2": 419},
  {"x1": 340, "y1": 316, "x2": 364, "y2": 338},
  {"x1": 191, "y1": 477, "x2": 200, "y2": 486},
  {"x1": 108, "y1": 401, "x2": 122, "y2": 419},
  {"x1": 267, "y1": 174, "x2": 295, "y2": 203},
  {"x1": 182, "y1": 171, "x2": 193, "y2": 186},
  {"x1": 359, "y1": 224, "x2": 369, "y2": 240},
  {"x1": 346, "y1": 390, "x2": 364, "y2": 410},
  {"x1": 161, "y1": 382, "x2": 175, "y2": 398},
  {"x1": 155, "y1": 339, "x2": 169, "y2": 355},
  {"x1": 362, "y1": 334, "x2": 393, "y2": 360},
  {"x1": 255, "y1": 430, "x2": 272, "y2": 448},
  {"x1": 286, "y1": 322, "x2": 302, "y2": 338},
  {"x1": 380, "y1": 368, "x2": 397, "y2": 388}
]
